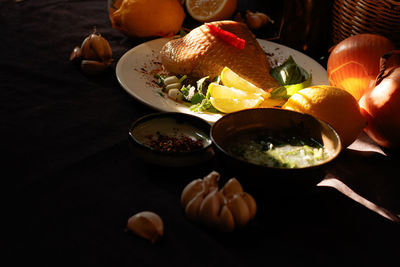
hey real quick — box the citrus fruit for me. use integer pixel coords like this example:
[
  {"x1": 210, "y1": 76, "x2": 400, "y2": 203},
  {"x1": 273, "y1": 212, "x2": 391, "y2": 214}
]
[
  {"x1": 108, "y1": 0, "x2": 124, "y2": 18},
  {"x1": 220, "y1": 67, "x2": 269, "y2": 97},
  {"x1": 110, "y1": 0, "x2": 185, "y2": 38},
  {"x1": 185, "y1": 0, "x2": 237, "y2": 22},
  {"x1": 282, "y1": 85, "x2": 367, "y2": 148},
  {"x1": 209, "y1": 83, "x2": 264, "y2": 113},
  {"x1": 258, "y1": 98, "x2": 286, "y2": 108}
]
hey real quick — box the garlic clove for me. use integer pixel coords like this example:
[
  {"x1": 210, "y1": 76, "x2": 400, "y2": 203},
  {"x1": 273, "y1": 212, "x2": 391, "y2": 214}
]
[
  {"x1": 185, "y1": 193, "x2": 204, "y2": 221},
  {"x1": 241, "y1": 192, "x2": 257, "y2": 220},
  {"x1": 227, "y1": 194, "x2": 251, "y2": 227},
  {"x1": 69, "y1": 46, "x2": 82, "y2": 63},
  {"x1": 127, "y1": 211, "x2": 164, "y2": 243},
  {"x1": 80, "y1": 60, "x2": 107, "y2": 75},
  {"x1": 218, "y1": 205, "x2": 235, "y2": 232},
  {"x1": 221, "y1": 178, "x2": 243, "y2": 198},
  {"x1": 198, "y1": 189, "x2": 223, "y2": 227},
  {"x1": 81, "y1": 34, "x2": 97, "y2": 61},
  {"x1": 181, "y1": 179, "x2": 204, "y2": 208},
  {"x1": 203, "y1": 171, "x2": 220, "y2": 191}
]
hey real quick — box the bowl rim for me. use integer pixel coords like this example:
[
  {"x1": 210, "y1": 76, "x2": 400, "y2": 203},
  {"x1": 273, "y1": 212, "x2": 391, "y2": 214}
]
[
  {"x1": 210, "y1": 108, "x2": 342, "y2": 170},
  {"x1": 128, "y1": 112, "x2": 213, "y2": 155}
]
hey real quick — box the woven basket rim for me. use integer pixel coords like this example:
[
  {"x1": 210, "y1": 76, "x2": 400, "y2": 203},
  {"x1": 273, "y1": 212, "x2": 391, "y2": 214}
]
[{"x1": 332, "y1": 0, "x2": 400, "y2": 46}]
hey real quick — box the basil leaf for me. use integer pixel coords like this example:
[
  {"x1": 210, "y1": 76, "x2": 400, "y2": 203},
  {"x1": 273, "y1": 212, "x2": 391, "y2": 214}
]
[
  {"x1": 270, "y1": 56, "x2": 312, "y2": 99},
  {"x1": 270, "y1": 56, "x2": 309, "y2": 86},
  {"x1": 271, "y1": 73, "x2": 312, "y2": 99},
  {"x1": 285, "y1": 72, "x2": 312, "y2": 96}
]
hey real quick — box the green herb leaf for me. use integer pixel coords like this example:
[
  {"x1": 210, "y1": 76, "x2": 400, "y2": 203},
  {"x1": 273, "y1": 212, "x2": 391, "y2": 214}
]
[
  {"x1": 178, "y1": 75, "x2": 187, "y2": 83},
  {"x1": 196, "y1": 76, "x2": 209, "y2": 95},
  {"x1": 190, "y1": 93, "x2": 205, "y2": 104},
  {"x1": 154, "y1": 74, "x2": 165, "y2": 87},
  {"x1": 270, "y1": 56, "x2": 312, "y2": 99},
  {"x1": 179, "y1": 29, "x2": 188, "y2": 37},
  {"x1": 190, "y1": 98, "x2": 219, "y2": 113},
  {"x1": 270, "y1": 73, "x2": 312, "y2": 99},
  {"x1": 180, "y1": 85, "x2": 189, "y2": 97},
  {"x1": 270, "y1": 56, "x2": 309, "y2": 85}
]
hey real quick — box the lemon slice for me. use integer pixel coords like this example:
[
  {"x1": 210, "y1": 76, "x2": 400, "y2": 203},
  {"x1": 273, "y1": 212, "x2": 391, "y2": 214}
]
[
  {"x1": 209, "y1": 83, "x2": 264, "y2": 113},
  {"x1": 185, "y1": 0, "x2": 237, "y2": 22},
  {"x1": 220, "y1": 67, "x2": 269, "y2": 97},
  {"x1": 209, "y1": 82, "x2": 253, "y2": 99},
  {"x1": 210, "y1": 97, "x2": 264, "y2": 113}
]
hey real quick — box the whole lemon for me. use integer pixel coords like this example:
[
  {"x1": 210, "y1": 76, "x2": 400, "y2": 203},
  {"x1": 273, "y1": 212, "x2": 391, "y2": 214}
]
[
  {"x1": 110, "y1": 0, "x2": 185, "y2": 38},
  {"x1": 282, "y1": 85, "x2": 367, "y2": 148}
]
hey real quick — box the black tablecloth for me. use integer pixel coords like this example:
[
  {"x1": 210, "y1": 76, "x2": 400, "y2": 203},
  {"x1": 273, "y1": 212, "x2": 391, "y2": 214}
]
[{"x1": 3, "y1": 1, "x2": 399, "y2": 266}]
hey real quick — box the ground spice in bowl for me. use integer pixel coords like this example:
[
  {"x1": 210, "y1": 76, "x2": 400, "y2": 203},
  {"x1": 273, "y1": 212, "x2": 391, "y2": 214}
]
[
  {"x1": 128, "y1": 112, "x2": 214, "y2": 167},
  {"x1": 145, "y1": 132, "x2": 204, "y2": 153}
]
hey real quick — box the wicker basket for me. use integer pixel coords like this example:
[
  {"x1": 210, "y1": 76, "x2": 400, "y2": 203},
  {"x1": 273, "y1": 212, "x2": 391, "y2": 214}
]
[{"x1": 332, "y1": 0, "x2": 400, "y2": 47}]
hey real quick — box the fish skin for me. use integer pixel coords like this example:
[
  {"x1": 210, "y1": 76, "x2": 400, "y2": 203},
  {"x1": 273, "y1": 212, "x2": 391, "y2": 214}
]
[{"x1": 160, "y1": 20, "x2": 279, "y2": 91}]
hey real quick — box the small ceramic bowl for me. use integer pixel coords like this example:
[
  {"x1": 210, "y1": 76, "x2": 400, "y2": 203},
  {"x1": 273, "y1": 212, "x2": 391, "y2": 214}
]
[
  {"x1": 128, "y1": 112, "x2": 214, "y2": 167},
  {"x1": 210, "y1": 108, "x2": 342, "y2": 188}
]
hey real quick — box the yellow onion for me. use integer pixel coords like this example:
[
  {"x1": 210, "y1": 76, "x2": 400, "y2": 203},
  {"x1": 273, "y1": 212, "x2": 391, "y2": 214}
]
[{"x1": 327, "y1": 34, "x2": 395, "y2": 101}]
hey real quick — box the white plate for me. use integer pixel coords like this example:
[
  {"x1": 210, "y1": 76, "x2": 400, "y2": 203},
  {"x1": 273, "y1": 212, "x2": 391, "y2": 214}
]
[{"x1": 116, "y1": 37, "x2": 329, "y2": 123}]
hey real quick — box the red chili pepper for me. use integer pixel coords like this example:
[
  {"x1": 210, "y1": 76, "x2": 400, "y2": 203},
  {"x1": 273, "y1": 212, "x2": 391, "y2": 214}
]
[{"x1": 206, "y1": 24, "x2": 245, "y2": 50}]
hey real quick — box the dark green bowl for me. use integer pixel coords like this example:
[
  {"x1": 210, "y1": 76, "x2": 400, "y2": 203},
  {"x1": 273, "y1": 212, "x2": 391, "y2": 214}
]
[{"x1": 210, "y1": 108, "x2": 342, "y2": 189}]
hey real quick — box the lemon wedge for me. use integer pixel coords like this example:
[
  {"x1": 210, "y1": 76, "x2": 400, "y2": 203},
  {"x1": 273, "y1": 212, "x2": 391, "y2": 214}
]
[
  {"x1": 209, "y1": 83, "x2": 264, "y2": 113},
  {"x1": 220, "y1": 66, "x2": 270, "y2": 98}
]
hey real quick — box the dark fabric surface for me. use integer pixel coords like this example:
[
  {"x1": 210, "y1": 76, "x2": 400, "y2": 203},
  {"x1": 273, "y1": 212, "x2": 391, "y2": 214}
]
[{"x1": 2, "y1": 0, "x2": 399, "y2": 266}]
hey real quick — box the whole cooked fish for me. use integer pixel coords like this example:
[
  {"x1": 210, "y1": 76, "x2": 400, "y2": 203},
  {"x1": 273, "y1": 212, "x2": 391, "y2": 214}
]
[{"x1": 160, "y1": 20, "x2": 279, "y2": 91}]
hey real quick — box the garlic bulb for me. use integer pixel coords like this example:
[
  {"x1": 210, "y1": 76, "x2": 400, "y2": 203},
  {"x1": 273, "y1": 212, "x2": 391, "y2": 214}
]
[
  {"x1": 181, "y1": 171, "x2": 257, "y2": 231},
  {"x1": 70, "y1": 27, "x2": 113, "y2": 75},
  {"x1": 245, "y1": 10, "x2": 273, "y2": 30},
  {"x1": 80, "y1": 29, "x2": 112, "y2": 64}
]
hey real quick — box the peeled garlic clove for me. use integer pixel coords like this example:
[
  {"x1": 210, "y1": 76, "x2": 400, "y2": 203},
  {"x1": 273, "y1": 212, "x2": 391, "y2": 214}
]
[
  {"x1": 181, "y1": 178, "x2": 204, "y2": 208},
  {"x1": 241, "y1": 192, "x2": 257, "y2": 220},
  {"x1": 80, "y1": 60, "x2": 107, "y2": 75},
  {"x1": 228, "y1": 194, "x2": 251, "y2": 227},
  {"x1": 127, "y1": 211, "x2": 164, "y2": 243},
  {"x1": 221, "y1": 178, "x2": 243, "y2": 198}
]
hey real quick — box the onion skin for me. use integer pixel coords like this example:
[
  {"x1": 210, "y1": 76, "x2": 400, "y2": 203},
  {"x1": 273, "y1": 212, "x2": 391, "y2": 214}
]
[
  {"x1": 359, "y1": 66, "x2": 400, "y2": 149},
  {"x1": 327, "y1": 34, "x2": 395, "y2": 101}
]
